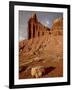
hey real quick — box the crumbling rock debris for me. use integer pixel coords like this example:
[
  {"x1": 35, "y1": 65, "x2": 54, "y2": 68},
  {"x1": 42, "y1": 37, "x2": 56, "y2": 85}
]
[{"x1": 31, "y1": 66, "x2": 45, "y2": 78}]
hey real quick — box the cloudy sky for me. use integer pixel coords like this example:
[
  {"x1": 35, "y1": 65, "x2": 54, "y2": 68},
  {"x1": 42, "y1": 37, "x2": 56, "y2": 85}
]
[{"x1": 19, "y1": 11, "x2": 63, "y2": 41}]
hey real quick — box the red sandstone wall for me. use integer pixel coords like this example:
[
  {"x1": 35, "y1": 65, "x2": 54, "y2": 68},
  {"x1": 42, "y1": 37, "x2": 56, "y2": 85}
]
[{"x1": 28, "y1": 13, "x2": 50, "y2": 39}]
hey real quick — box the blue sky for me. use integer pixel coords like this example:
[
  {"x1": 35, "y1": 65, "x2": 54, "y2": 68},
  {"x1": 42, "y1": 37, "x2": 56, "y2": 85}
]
[{"x1": 19, "y1": 11, "x2": 63, "y2": 41}]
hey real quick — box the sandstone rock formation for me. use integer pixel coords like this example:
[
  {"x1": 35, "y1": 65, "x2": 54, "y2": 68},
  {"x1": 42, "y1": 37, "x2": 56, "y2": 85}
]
[
  {"x1": 28, "y1": 13, "x2": 63, "y2": 39},
  {"x1": 28, "y1": 13, "x2": 50, "y2": 39},
  {"x1": 31, "y1": 66, "x2": 45, "y2": 78},
  {"x1": 19, "y1": 13, "x2": 63, "y2": 79},
  {"x1": 51, "y1": 18, "x2": 63, "y2": 35},
  {"x1": 52, "y1": 18, "x2": 63, "y2": 30}
]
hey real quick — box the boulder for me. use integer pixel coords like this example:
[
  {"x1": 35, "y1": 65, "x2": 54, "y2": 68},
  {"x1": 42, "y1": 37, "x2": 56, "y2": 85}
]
[{"x1": 31, "y1": 66, "x2": 45, "y2": 78}]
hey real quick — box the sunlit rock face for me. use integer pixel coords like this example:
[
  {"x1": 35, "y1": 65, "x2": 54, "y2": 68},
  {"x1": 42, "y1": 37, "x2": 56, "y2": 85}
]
[
  {"x1": 52, "y1": 18, "x2": 63, "y2": 30},
  {"x1": 51, "y1": 18, "x2": 63, "y2": 35},
  {"x1": 31, "y1": 66, "x2": 45, "y2": 78}
]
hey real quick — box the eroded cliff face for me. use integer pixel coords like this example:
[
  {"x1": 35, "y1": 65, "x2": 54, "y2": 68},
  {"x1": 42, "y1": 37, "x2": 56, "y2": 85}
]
[
  {"x1": 19, "y1": 13, "x2": 63, "y2": 79},
  {"x1": 51, "y1": 18, "x2": 63, "y2": 35},
  {"x1": 52, "y1": 18, "x2": 63, "y2": 30},
  {"x1": 28, "y1": 13, "x2": 50, "y2": 39}
]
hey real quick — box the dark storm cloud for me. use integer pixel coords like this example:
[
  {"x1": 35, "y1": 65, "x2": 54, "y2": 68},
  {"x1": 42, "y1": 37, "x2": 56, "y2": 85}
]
[{"x1": 19, "y1": 11, "x2": 63, "y2": 41}]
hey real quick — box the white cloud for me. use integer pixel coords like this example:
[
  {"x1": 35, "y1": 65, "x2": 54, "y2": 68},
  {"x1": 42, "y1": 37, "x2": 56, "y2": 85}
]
[{"x1": 46, "y1": 21, "x2": 50, "y2": 25}]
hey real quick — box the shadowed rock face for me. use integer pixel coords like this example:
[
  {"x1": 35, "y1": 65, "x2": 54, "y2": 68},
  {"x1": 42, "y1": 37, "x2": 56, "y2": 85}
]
[
  {"x1": 28, "y1": 13, "x2": 50, "y2": 39},
  {"x1": 19, "y1": 13, "x2": 63, "y2": 79}
]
